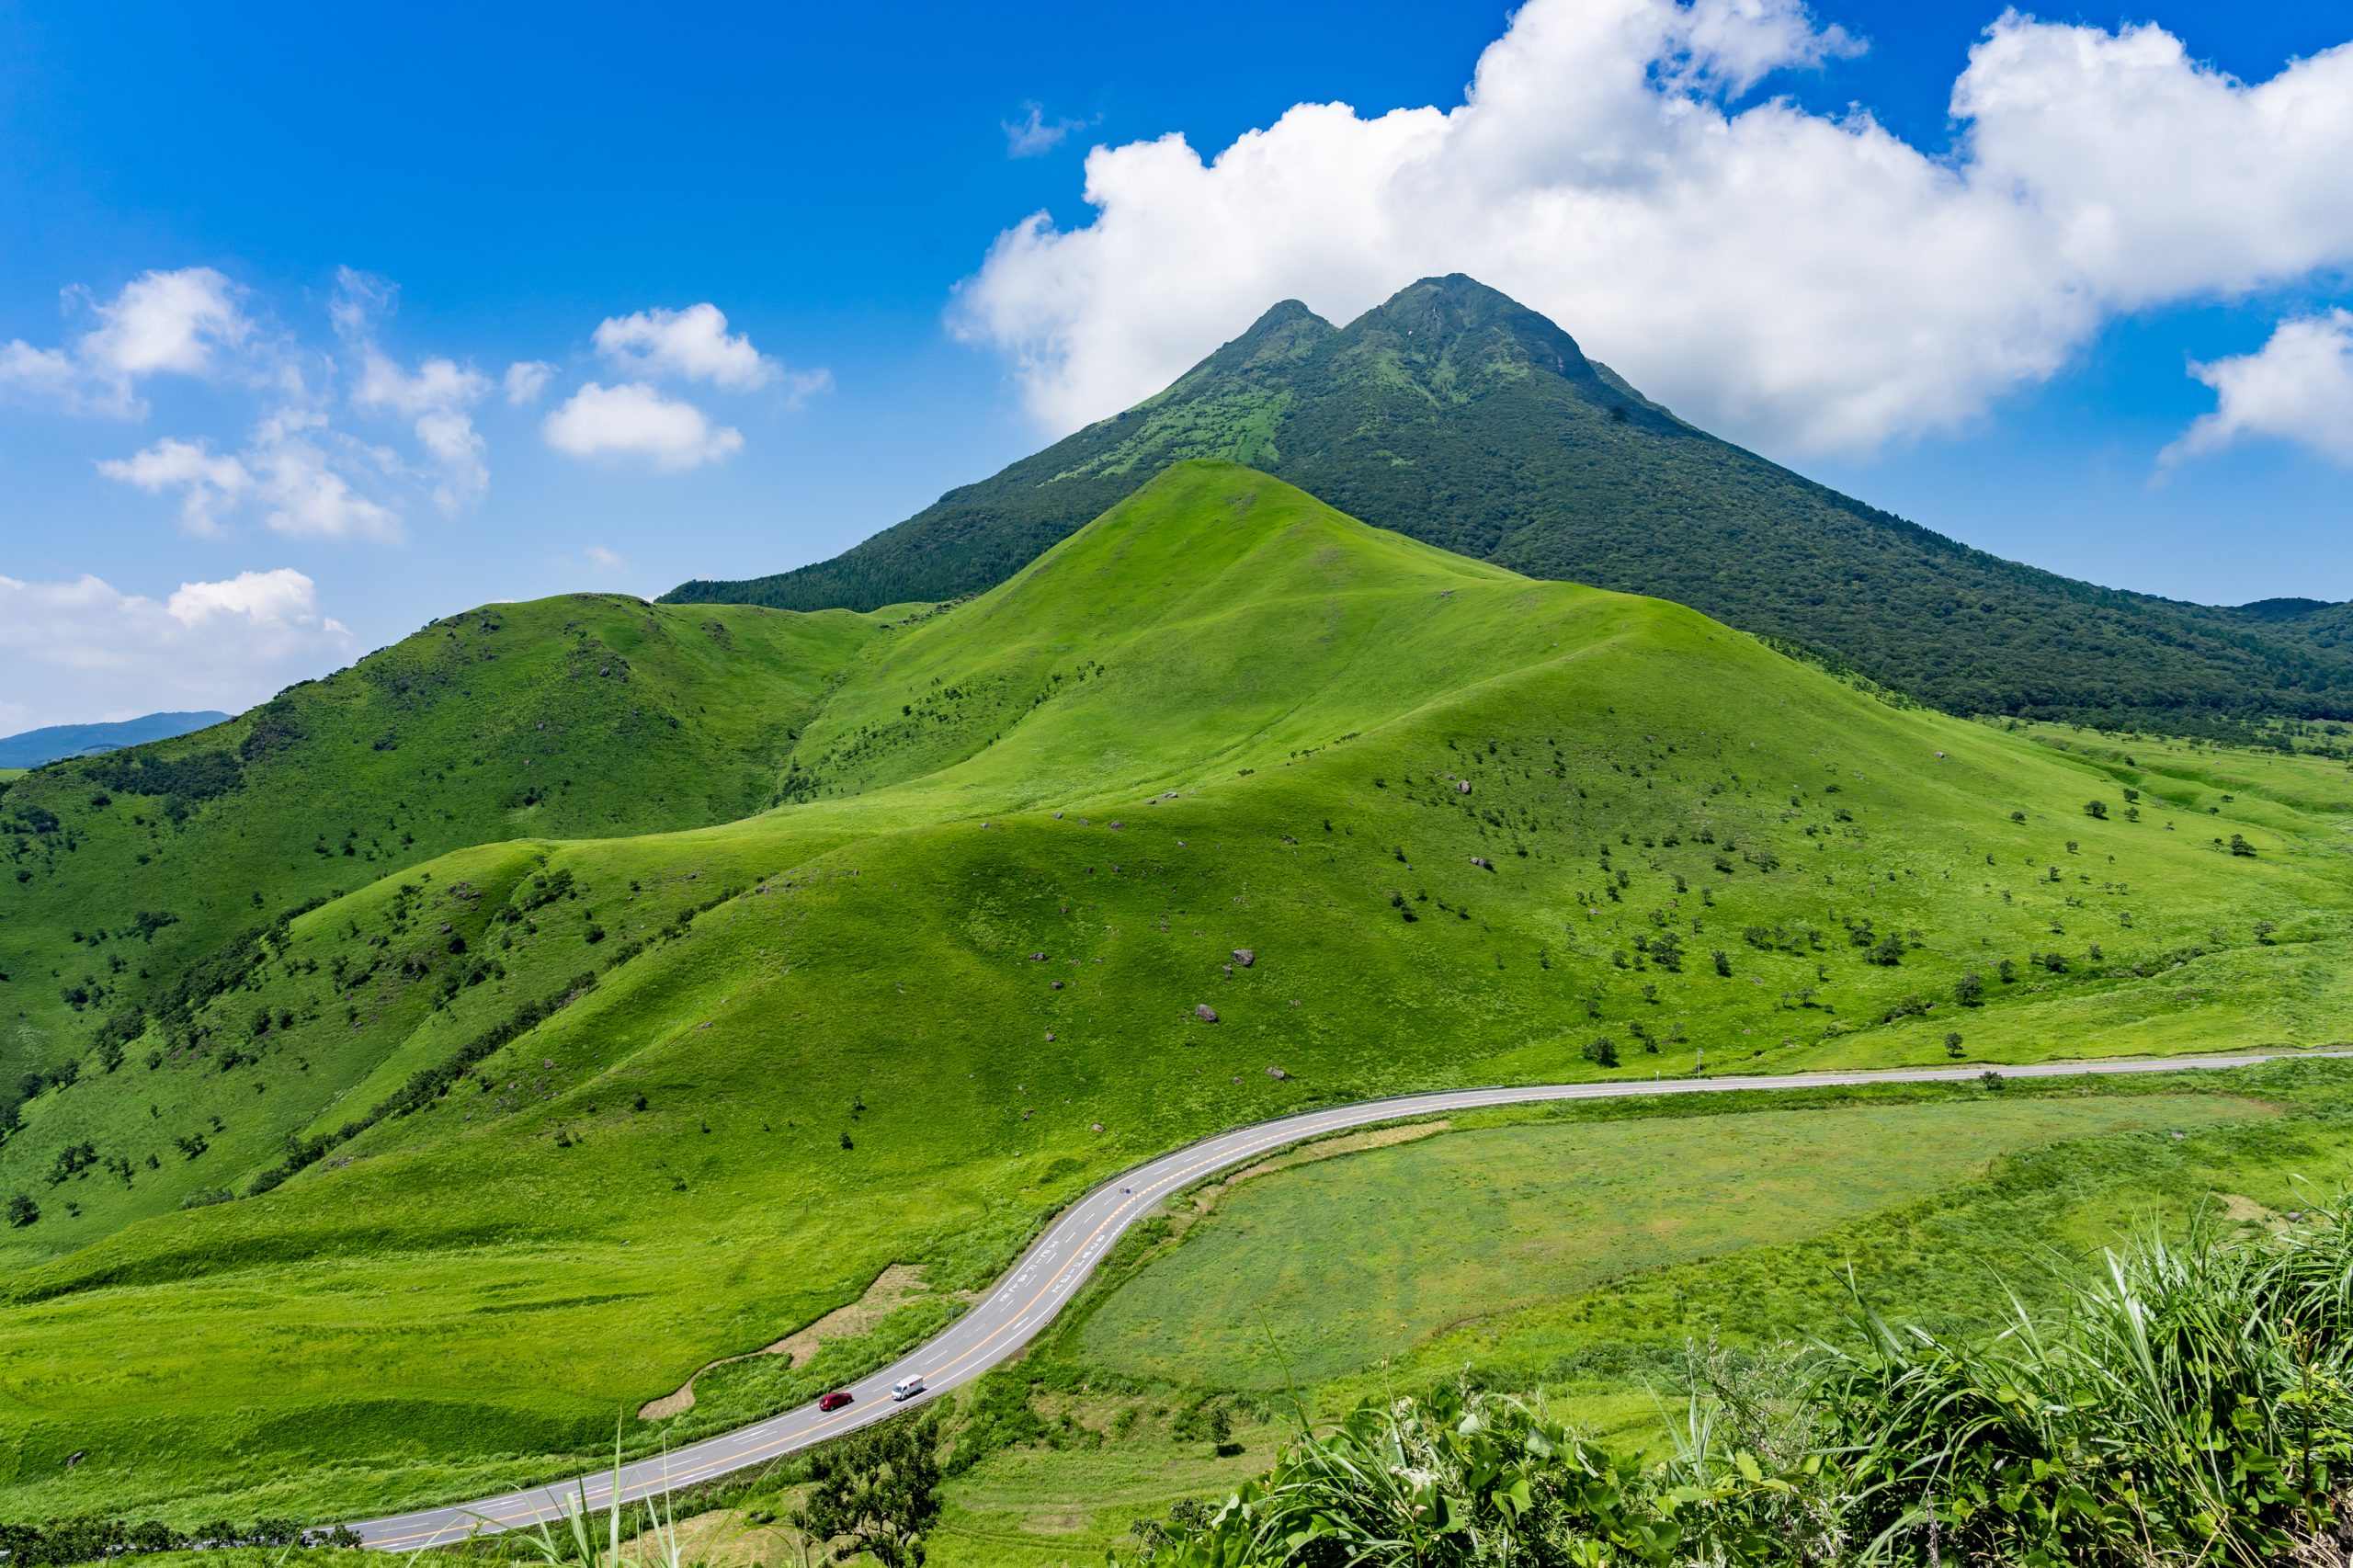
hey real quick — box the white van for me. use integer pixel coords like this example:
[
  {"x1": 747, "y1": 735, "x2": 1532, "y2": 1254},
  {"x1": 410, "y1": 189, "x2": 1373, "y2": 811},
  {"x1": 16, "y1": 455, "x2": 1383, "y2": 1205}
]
[{"x1": 892, "y1": 1374, "x2": 926, "y2": 1402}]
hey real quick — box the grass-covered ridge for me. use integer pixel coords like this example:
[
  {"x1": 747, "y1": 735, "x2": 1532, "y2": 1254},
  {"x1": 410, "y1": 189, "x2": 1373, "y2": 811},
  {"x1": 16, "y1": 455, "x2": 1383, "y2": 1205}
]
[
  {"x1": 1, "y1": 461, "x2": 2348, "y2": 1525},
  {"x1": 0, "y1": 594, "x2": 880, "y2": 1084}
]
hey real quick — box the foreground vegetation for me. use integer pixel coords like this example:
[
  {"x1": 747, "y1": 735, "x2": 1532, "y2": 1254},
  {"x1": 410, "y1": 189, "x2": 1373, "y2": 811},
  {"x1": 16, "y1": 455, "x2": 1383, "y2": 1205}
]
[
  {"x1": 1131, "y1": 1192, "x2": 2353, "y2": 1567},
  {"x1": 2, "y1": 462, "x2": 2349, "y2": 1527}
]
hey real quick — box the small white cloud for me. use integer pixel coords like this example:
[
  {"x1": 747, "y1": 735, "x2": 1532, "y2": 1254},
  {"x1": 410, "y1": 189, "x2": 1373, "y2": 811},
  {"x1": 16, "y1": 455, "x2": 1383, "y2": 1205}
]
[
  {"x1": 81, "y1": 267, "x2": 254, "y2": 381},
  {"x1": 164, "y1": 566, "x2": 344, "y2": 631},
  {"x1": 777, "y1": 366, "x2": 834, "y2": 408},
  {"x1": 0, "y1": 340, "x2": 83, "y2": 402},
  {"x1": 1004, "y1": 102, "x2": 1097, "y2": 157},
  {"x1": 0, "y1": 567, "x2": 354, "y2": 728},
  {"x1": 592, "y1": 302, "x2": 776, "y2": 390},
  {"x1": 2162, "y1": 309, "x2": 2353, "y2": 468},
  {"x1": 0, "y1": 267, "x2": 256, "y2": 416},
  {"x1": 582, "y1": 544, "x2": 626, "y2": 571},
  {"x1": 100, "y1": 413, "x2": 401, "y2": 541},
  {"x1": 245, "y1": 415, "x2": 402, "y2": 539},
  {"x1": 503, "y1": 359, "x2": 555, "y2": 404},
  {"x1": 542, "y1": 381, "x2": 743, "y2": 469},
  {"x1": 96, "y1": 437, "x2": 253, "y2": 536},
  {"x1": 335, "y1": 267, "x2": 493, "y2": 509}
]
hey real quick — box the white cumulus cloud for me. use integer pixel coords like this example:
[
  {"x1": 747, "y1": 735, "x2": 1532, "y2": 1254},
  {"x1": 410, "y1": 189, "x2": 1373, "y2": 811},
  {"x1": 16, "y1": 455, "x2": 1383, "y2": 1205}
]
[
  {"x1": 102, "y1": 412, "x2": 400, "y2": 540},
  {"x1": 2163, "y1": 310, "x2": 2353, "y2": 468},
  {"x1": 0, "y1": 567, "x2": 354, "y2": 731},
  {"x1": 542, "y1": 381, "x2": 744, "y2": 469},
  {"x1": 952, "y1": 0, "x2": 2353, "y2": 455},
  {"x1": 0, "y1": 267, "x2": 256, "y2": 416},
  {"x1": 593, "y1": 302, "x2": 779, "y2": 390},
  {"x1": 96, "y1": 437, "x2": 253, "y2": 536}
]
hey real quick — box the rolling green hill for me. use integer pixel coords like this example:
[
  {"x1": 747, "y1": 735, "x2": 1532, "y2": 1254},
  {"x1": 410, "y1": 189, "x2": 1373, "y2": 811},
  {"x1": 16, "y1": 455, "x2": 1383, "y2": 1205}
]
[
  {"x1": 2, "y1": 462, "x2": 2348, "y2": 1527},
  {"x1": 667, "y1": 276, "x2": 2353, "y2": 735},
  {"x1": 0, "y1": 595, "x2": 882, "y2": 1091}
]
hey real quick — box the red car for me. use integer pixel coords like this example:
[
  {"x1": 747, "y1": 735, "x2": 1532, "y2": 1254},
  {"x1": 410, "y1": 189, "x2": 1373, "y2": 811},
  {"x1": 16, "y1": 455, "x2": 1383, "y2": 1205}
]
[{"x1": 818, "y1": 1391, "x2": 854, "y2": 1413}]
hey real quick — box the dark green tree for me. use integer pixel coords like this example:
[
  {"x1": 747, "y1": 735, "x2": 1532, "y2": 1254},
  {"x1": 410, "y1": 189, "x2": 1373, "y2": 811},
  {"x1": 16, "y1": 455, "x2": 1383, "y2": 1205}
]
[{"x1": 796, "y1": 1414, "x2": 945, "y2": 1568}]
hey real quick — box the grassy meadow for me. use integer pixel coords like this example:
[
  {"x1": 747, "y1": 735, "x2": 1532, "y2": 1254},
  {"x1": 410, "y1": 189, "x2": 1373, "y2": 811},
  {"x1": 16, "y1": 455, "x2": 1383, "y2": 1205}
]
[{"x1": 0, "y1": 461, "x2": 2348, "y2": 1528}]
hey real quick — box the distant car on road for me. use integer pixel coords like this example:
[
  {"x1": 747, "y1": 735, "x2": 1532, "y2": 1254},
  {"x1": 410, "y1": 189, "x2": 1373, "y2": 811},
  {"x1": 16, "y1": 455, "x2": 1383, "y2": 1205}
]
[
  {"x1": 818, "y1": 1391, "x2": 853, "y2": 1412},
  {"x1": 891, "y1": 1374, "x2": 926, "y2": 1401}
]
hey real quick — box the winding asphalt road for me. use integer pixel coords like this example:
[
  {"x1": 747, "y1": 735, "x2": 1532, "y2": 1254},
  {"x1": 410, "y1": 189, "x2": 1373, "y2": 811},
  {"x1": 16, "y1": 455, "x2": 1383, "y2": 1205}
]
[{"x1": 349, "y1": 1048, "x2": 2343, "y2": 1551}]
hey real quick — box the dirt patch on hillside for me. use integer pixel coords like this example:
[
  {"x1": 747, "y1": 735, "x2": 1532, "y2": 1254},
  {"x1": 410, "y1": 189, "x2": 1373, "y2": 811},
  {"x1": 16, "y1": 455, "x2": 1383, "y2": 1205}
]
[
  {"x1": 635, "y1": 1506, "x2": 794, "y2": 1567},
  {"x1": 638, "y1": 1264, "x2": 945, "y2": 1420},
  {"x1": 2215, "y1": 1192, "x2": 2281, "y2": 1225}
]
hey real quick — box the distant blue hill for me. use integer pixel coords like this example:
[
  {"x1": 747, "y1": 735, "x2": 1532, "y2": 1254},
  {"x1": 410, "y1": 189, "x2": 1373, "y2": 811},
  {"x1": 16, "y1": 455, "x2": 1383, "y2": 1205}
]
[{"x1": 0, "y1": 710, "x2": 232, "y2": 769}]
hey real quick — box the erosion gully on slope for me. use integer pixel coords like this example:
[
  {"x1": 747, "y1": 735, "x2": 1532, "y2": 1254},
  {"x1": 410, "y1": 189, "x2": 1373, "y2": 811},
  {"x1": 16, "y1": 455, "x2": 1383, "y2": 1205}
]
[{"x1": 347, "y1": 1048, "x2": 2346, "y2": 1551}]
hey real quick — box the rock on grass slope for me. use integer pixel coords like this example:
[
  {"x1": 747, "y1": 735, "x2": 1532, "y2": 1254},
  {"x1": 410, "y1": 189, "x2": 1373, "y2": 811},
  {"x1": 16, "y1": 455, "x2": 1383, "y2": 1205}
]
[{"x1": 1, "y1": 462, "x2": 2348, "y2": 1523}]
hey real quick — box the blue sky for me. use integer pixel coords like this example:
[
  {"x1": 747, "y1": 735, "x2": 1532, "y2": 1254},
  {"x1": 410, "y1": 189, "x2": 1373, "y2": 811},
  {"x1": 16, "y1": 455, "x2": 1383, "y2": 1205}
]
[{"x1": 1, "y1": 0, "x2": 2348, "y2": 732}]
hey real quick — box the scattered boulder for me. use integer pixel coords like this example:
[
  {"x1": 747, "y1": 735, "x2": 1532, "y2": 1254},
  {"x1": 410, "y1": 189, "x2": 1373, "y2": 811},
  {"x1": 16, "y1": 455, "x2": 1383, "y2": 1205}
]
[
  {"x1": 1233, "y1": 949, "x2": 1255, "y2": 967},
  {"x1": 1470, "y1": 856, "x2": 1493, "y2": 870},
  {"x1": 1108, "y1": 821, "x2": 1125, "y2": 830},
  {"x1": 1043, "y1": 1032, "x2": 1056, "y2": 1042},
  {"x1": 1456, "y1": 780, "x2": 1472, "y2": 794},
  {"x1": 1029, "y1": 951, "x2": 1047, "y2": 961},
  {"x1": 1266, "y1": 1066, "x2": 1289, "y2": 1080},
  {"x1": 1195, "y1": 1004, "x2": 1220, "y2": 1023},
  {"x1": 1091, "y1": 1122, "x2": 1104, "y2": 1132},
  {"x1": 1051, "y1": 980, "x2": 1064, "y2": 990}
]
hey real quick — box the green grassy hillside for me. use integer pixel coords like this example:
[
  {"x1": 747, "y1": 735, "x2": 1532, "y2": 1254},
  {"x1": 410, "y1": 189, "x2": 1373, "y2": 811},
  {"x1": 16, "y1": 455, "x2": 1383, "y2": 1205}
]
[
  {"x1": 0, "y1": 595, "x2": 881, "y2": 1093},
  {"x1": 2, "y1": 462, "x2": 2348, "y2": 1526},
  {"x1": 667, "y1": 277, "x2": 2353, "y2": 735}
]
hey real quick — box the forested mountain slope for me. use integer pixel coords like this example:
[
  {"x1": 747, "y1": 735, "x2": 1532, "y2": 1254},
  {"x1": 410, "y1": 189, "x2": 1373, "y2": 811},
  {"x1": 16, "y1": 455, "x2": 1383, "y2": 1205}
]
[{"x1": 668, "y1": 277, "x2": 2353, "y2": 733}]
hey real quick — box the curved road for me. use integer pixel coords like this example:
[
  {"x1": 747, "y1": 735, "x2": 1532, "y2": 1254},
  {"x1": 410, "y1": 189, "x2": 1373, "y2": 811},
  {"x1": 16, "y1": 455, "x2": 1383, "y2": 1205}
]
[{"x1": 351, "y1": 1049, "x2": 2341, "y2": 1550}]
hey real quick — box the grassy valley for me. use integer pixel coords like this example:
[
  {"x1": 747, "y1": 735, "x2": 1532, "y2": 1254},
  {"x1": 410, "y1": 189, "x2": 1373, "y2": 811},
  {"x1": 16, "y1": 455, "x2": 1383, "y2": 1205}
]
[{"x1": 1, "y1": 462, "x2": 2348, "y2": 1532}]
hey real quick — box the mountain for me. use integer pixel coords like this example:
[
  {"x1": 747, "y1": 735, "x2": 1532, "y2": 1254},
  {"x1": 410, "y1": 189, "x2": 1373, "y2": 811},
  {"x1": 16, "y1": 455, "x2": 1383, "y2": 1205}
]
[
  {"x1": 5, "y1": 462, "x2": 2348, "y2": 1525},
  {"x1": 0, "y1": 711, "x2": 232, "y2": 769},
  {"x1": 665, "y1": 276, "x2": 2353, "y2": 735}
]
